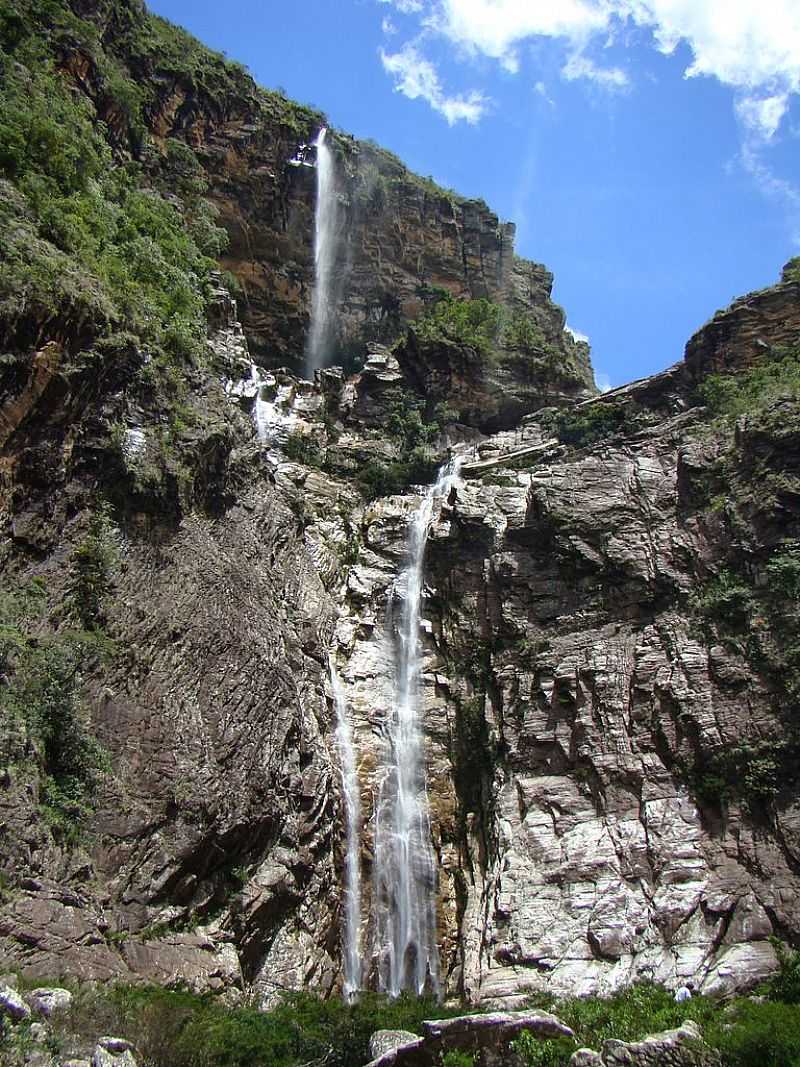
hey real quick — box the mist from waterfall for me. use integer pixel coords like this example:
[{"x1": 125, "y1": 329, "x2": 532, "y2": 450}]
[
  {"x1": 373, "y1": 458, "x2": 462, "y2": 997},
  {"x1": 306, "y1": 127, "x2": 337, "y2": 377},
  {"x1": 329, "y1": 657, "x2": 362, "y2": 999}
]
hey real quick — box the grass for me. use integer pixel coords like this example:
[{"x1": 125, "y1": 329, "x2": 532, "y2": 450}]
[
  {"x1": 516, "y1": 979, "x2": 800, "y2": 1067},
  {"x1": 2, "y1": 976, "x2": 798, "y2": 1067},
  {"x1": 3, "y1": 984, "x2": 468, "y2": 1067}
]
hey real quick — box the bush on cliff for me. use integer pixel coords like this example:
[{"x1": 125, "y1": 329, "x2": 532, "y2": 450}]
[
  {"x1": 0, "y1": 582, "x2": 111, "y2": 844},
  {"x1": 698, "y1": 343, "x2": 800, "y2": 419}
]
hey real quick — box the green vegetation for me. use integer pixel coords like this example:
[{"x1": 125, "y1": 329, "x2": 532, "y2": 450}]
[
  {"x1": 698, "y1": 345, "x2": 800, "y2": 419},
  {"x1": 0, "y1": 581, "x2": 111, "y2": 843},
  {"x1": 412, "y1": 296, "x2": 502, "y2": 359},
  {"x1": 284, "y1": 429, "x2": 324, "y2": 467},
  {"x1": 515, "y1": 978, "x2": 800, "y2": 1067},
  {"x1": 409, "y1": 292, "x2": 574, "y2": 387},
  {"x1": 354, "y1": 389, "x2": 450, "y2": 501},
  {"x1": 8, "y1": 984, "x2": 466, "y2": 1067},
  {"x1": 68, "y1": 505, "x2": 119, "y2": 630},
  {"x1": 0, "y1": 17, "x2": 224, "y2": 360},
  {"x1": 3, "y1": 971, "x2": 800, "y2": 1067},
  {"x1": 544, "y1": 401, "x2": 627, "y2": 448}
]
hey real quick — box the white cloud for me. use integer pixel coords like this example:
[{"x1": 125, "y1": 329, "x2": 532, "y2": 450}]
[
  {"x1": 382, "y1": 15, "x2": 398, "y2": 34},
  {"x1": 594, "y1": 370, "x2": 612, "y2": 392},
  {"x1": 427, "y1": 0, "x2": 609, "y2": 65},
  {"x1": 380, "y1": 44, "x2": 488, "y2": 123},
  {"x1": 534, "y1": 80, "x2": 555, "y2": 106},
  {"x1": 377, "y1": 0, "x2": 800, "y2": 135},
  {"x1": 735, "y1": 92, "x2": 789, "y2": 140},
  {"x1": 622, "y1": 0, "x2": 800, "y2": 103},
  {"x1": 740, "y1": 140, "x2": 800, "y2": 247},
  {"x1": 562, "y1": 51, "x2": 629, "y2": 89},
  {"x1": 379, "y1": 0, "x2": 424, "y2": 12}
]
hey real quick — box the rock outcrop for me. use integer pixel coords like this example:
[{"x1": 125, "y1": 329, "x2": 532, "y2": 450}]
[
  {"x1": 570, "y1": 1019, "x2": 715, "y2": 1067},
  {"x1": 364, "y1": 1010, "x2": 574, "y2": 1067}
]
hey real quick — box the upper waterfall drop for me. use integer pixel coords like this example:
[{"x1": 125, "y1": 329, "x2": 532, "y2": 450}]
[
  {"x1": 329, "y1": 657, "x2": 363, "y2": 1000},
  {"x1": 306, "y1": 127, "x2": 338, "y2": 377},
  {"x1": 373, "y1": 457, "x2": 463, "y2": 998}
]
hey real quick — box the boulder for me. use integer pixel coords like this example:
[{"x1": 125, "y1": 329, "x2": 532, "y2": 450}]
[
  {"x1": 369, "y1": 1031, "x2": 420, "y2": 1059},
  {"x1": 0, "y1": 983, "x2": 31, "y2": 1021},
  {"x1": 29, "y1": 986, "x2": 73, "y2": 1017}
]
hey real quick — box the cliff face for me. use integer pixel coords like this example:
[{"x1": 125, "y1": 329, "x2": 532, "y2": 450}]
[
  {"x1": 2, "y1": 0, "x2": 800, "y2": 1012},
  {"x1": 50, "y1": 0, "x2": 592, "y2": 416}
]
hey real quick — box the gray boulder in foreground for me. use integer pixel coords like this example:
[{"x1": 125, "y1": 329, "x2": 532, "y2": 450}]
[
  {"x1": 29, "y1": 986, "x2": 73, "y2": 1017},
  {"x1": 570, "y1": 1020, "x2": 718, "y2": 1067},
  {"x1": 0, "y1": 983, "x2": 31, "y2": 1021},
  {"x1": 365, "y1": 1010, "x2": 575, "y2": 1067}
]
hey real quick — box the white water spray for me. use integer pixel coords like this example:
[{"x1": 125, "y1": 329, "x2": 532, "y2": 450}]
[
  {"x1": 330, "y1": 657, "x2": 362, "y2": 999},
  {"x1": 373, "y1": 458, "x2": 462, "y2": 997},
  {"x1": 307, "y1": 127, "x2": 338, "y2": 376}
]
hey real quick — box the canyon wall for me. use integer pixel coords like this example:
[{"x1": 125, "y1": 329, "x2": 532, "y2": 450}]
[{"x1": 2, "y1": 0, "x2": 800, "y2": 1009}]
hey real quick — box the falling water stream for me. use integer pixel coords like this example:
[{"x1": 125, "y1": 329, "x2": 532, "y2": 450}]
[
  {"x1": 373, "y1": 458, "x2": 463, "y2": 997},
  {"x1": 329, "y1": 657, "x2": 362, "y2": 999},
  {"x1": 306, "y1": 127, "x2": 337, "y2": 376}
]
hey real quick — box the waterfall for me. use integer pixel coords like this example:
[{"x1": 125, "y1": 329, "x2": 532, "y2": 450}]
[
  {"x1": 248, "y1": 365, "x2": 297, "y2": 445},
  {"x1": 373, "y1": 458, "x2": 462, "y2": 997},
  {"x1": 329, "y1": 657, "x2": 362, "y2": 999},
  {"x1": 306, "y1": 127, "x2": 338, "y2": 376}
]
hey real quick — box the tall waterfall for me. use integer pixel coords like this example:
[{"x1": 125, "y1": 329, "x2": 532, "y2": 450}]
[
  {"x1": 306, "y1": 127, "x2": 337, "y2": 376},
  {"x1": 329, "y1": 657, "x2": 362, "y2": 999},
  {"x1": 373, "y1": 458, "x2": 462, "y2": 997}
]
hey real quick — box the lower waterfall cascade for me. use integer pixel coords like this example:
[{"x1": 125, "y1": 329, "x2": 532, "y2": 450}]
[
  {"x1": 329, "y1": 657, "x2": 363, "y2": 1000},
  {"x1": 371, "y1": 457, "x2": 463, "y2": 997}
]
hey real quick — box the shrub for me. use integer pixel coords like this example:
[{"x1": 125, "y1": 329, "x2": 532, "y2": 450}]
[
  {"x1": 766, "y1": 939, "x2": 800, "y2": 1005},
  {"x1": 515, "y1": 983, "x2": 718, "y2": 1067},
  {"x1": 705, "y1": 998, "x2": 800, "y2": 1067},
  {"x1": 0, "y1": 18, "x2": 226, "y2": 363},
  {"x1": 284, "y1": 430, "x2": 323, "y2": 467},
  {"x1": 548, "y1": 402, "x2": 626, "y2": 447},
  {"x1": 413, "y1": 296, "x2": 502, "y2": 359},
  {"x1": 67, "y1": 505, "x2": 118, "y2": 629},
  {"x1": 0, "y1": 584, "x2": 111, "y2": 842},
  {"x1": 698, "y1": 345, "x2": 800, "y2": 420},
  {"x1": 692, "y1": 570, "x2": 753, "y2": 630},
  {"x1": 45, "y1": 984, "x2": 466, "y2": 1067}
]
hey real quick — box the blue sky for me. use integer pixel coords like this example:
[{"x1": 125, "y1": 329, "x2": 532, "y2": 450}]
[{"x1": 148, "y1": 0, "x2": 800, "y2": 389}]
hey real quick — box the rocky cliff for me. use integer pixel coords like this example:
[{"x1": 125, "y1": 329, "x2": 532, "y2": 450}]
[{"x1": 2, "y1": 0, "x2": 800, "y2": 1015}]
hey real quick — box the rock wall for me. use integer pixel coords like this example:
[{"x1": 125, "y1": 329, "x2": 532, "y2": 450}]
[
  {"x1": 59, "y1": 0, "x2": 591, "y2": 402},
  {"x1": 3, "y1": 0, "x2": 800, "y2": 1011}
]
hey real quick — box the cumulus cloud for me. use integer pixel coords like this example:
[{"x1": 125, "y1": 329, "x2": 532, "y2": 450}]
[
  {"x1": 380, "y1": 44, "x2": 488, "y2": 124},
  {"x1": 562, "y1": 51, "x2": 629, "y2": 90},
  {"x1": 378, "y1": 0, "x2": 800, "y2": 135},
  {"x1": 594, "y1": 370, "x2": 612, "y2": 392}
]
